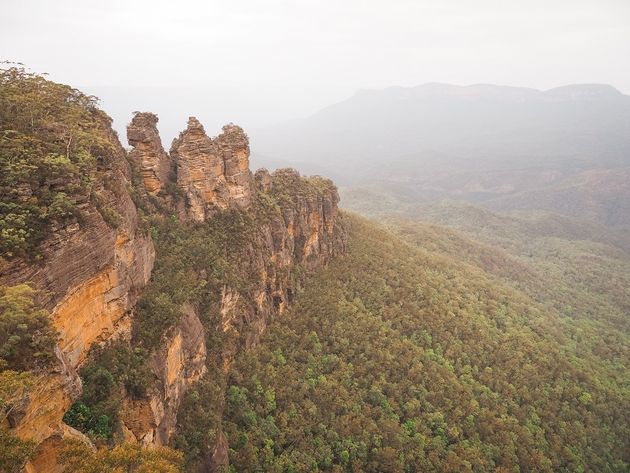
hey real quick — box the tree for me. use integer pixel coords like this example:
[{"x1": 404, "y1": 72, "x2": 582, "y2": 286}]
[
  {"x1": 0, "y1": 63, "x2": 114, "y2": 258},
  {"x1": 0, "y1": 426, "x2": 35, "y2": 473},
  {"x1": 59, "y1": 440, "x2": 183, "y2": 473},
  {"x1": 0, "y1": 284, "x2": 56, "y2": 371}
]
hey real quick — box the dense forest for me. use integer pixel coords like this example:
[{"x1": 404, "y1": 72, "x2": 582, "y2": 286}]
[{"x1": 222, "y1": 214, "x2": 630, "y2": 472}]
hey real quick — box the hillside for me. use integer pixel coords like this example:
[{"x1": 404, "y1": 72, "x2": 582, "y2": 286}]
[
  {"x1": 0, "y1": 67, "x2": 346, "y2": 472},
  {"x1": 342, "y1": 192, "x2": 630, "y2": 331},
  {"x1": 222, "y1": 214, "x2": 630, "y2": 472},
  {"x1": 254, "y1": 82, "x2": 630, "y2": 173},
  {"x1": 1, "y1": 67, "x2": 629, "y2": 473}
]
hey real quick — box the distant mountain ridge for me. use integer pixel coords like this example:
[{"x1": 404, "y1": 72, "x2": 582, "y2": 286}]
[
  {"x1": 352, "y1": 82, "x2": 623, "y2": 100},
  {"x1": 252, "y1": 82, "x2": 630, "y2": 225},
  {"x1": 254, "y1": 82, "x2": 630, "y2": 170}
]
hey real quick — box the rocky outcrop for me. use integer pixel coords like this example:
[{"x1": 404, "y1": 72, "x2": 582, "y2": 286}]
[
  {"x1": 214, "y1": 123, "x2": 252, "y2": 208},
  {"x1": 170, "y1": 118, "x2": 252, "y2": 221},
  {"x1": 1, "y1": 115, "x2": 155, "y2": 470},
  {"x1": 254, "y1": 168, "x2": 273, "y2": 192},
  {"x1": 120, "y1": 305, "x2": 207, "y2": 445},
  {"x1": 124, "y1": 115, "x2": 344, "y2": 467},
  {"x1": 196, "y1": 167, "x2": 346, "y2": 471},
  {"x1": 24, "y1": 424, "x2": 92, "y2": 473},
  {"x1": 225, "y1": 169, "x2": 345, "y2": 350},
  {"x1": 3, "y1": 107, "x2": 345, "y2": 472},
  {"x1": 127, "y1": 112, "x2": 171, "y2": 195}
]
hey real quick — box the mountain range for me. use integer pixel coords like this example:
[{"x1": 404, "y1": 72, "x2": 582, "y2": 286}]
[
  {"x1": 253, "y1": 83, "x2": 630, "y2": 226},
  {"x1": 1, "y1": 68, "x2": 628, "y2": 472}
]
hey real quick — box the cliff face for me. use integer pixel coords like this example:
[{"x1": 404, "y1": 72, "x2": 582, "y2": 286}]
[
  {"x1": 1, "y1": 119, "x2": 155, "y2": 470},
  {"x1": 222, "y1": 168, "x2": 344, "y2": 351},
  {"x1": 127, "y1": 112, "x2": 171, "y2": 195},
  {"x1": 157, "y1": 166, "x2": 347, "y2": 471},
  {"x1": 125, "y1": 117, "x2": 346, "y2": 467},
  {"x1": 4, "y1": 104, "x2": 345, "y2": 472},
  {"x1": 119, "y1": 305, "x2": 207, "y2": 446},
  {"x1": 170, "y1": 118, "x2": 253, "y2": 221}
]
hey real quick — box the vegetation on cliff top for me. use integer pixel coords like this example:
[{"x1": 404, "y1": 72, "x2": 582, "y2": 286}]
[
  {"x1": 4, "y1": 66, "x2": 628, "y2": 473},
  {"x1": 269, "y1": 169, "x2": 337, "y2": 208},
  {"x1": 65, "y1": 173, "x2": 330, "y2": 452},
  {"x1": 0, "y1": 64, "x2": 118, "y2": 260},
  {"x1": 63, "y1": 209, "x2": 251, "y2": 443},
  {"x1": 0, "y1": 67, "x2": 185, "y2": 470}
]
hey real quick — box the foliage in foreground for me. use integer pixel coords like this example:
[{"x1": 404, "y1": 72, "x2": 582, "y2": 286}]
[
  {"x1": 63, "y1": 341, "x2": 153, "y2": 441},
  {"x1": 0, "y1": 425, "x2": 35, "y2": 473},
  {"x1": 0, "y1": 284, "x2": 54, "y2": 471},
  {"x1": 59, "y1": 440, "x2": 183, "y2": 473},
  {"x1": 0, "y1": 284, "x2": 56, "y2": 371}
]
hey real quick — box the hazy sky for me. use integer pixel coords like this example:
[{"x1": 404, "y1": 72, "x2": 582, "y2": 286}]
[{"x1": 2, "y1": 0, "x2": 630, "y2": 91}]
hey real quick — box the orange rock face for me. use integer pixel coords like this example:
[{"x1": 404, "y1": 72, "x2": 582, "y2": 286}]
[
  {"x1": 10, "y1": 224, "x2": 155, "y2": 455},
  {"x1": 4, "y1": 109, "x2": 346, "y2": 473},
  {"x1": 119, "y1": 305, "x2": 207, "y2": 446},
  {"x1": 127, "y1": 112, "x2": 171, "y2": 195},
  {"x1": 170, "y1": 118, "x2": 253, "y2": 221},
  {"x1": 1, "y1": 111, "x2": 155, "y2": 471}
]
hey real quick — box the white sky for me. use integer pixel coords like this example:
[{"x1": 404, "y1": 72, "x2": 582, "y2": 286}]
[{"x1": 2, "y1": 0, "x2": 630, "y2": 92}]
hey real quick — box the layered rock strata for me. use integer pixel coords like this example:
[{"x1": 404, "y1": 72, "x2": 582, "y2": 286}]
[
  {"x1": 169, "y1": 118, "x2": 252, "y2": 221},
  {"x1": 193, "y1": 168, "x2": 346, "y2": 471},
  {"x1": 128, "y1": 116, "x2": 346, "y2": 470},
  {"x1": 1, "y1": 121, "x2": 155, "y2": 472},
  {"x1": 220, "y1": 168, "x2": 345, "y2": 351},
  {"x1": 4, "y1": 111, "x2": 346, "y2": 472},
  {"x1": 127, "y1": 112, "x2": 171, "y2": 195},
  {"x1": 119, "y1": 305, "x2": 207, "y2": 445}
]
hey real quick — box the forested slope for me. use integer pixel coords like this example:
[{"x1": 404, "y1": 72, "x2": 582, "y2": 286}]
[{"x1": 222, "y1": 214, "x2": 630, "y2": 472}]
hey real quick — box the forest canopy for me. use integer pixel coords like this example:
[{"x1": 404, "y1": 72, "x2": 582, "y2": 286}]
[{"x1": 221, "y1": 214, "x2": 630, "y2": 472}]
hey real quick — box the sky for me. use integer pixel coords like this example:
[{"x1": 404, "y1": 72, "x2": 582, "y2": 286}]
[
  {"x1": 2, "y1": 0, "x2": 629, "y2": 90},
  {"x1": 2, "y1": 0, "x2": 629, "y2": 138}
]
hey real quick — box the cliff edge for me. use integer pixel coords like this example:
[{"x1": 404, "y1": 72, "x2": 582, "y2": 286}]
[{"x1": 1, "y1": 68, "x2": 345, "y2": 473}]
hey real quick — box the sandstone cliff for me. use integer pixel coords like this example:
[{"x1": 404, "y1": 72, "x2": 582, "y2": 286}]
[
  {"x1": 127, "y1": 112, "x2": 172, "y2": 195},
  {"x1": 125, "y1": 116, "x2": 346, "y2": 470},
  {"x1": 220, "y1": 168, "x2": 345, "y2": 351},
  {"x1": 3, "y1": 105, "x2": 345, "y2": 472},
  {"x1": 119, "y1": 305, "x2": 207, "y2": 446},
  {"x1": 170, "y1": 118, "x2": 253, "y2": 221},
  {"x1": 1, "y1": 116, "x2": 155, "y2": 471}
]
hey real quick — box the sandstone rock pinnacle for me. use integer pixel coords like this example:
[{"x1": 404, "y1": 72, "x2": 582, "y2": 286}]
[
  {"x1": 127, "y1": 112, "x2": 171, "y2": 195},
  {"x1": 170, "y1": 117, "x2": 253, "y2": 221}
]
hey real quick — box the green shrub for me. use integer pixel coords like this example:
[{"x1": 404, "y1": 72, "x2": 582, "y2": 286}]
[
  {"x1": 0, "y1": 65, "x2": 113, "y2": 258},
  {"x1": 0, "y1": 284, "x2": 56, "y2": 371},
  {"x1": 0, "y1": 426, "x2": 35, "y2": 473},
  {"x1": 63, "y1": 341, "x2": 152, "y2": 441}
]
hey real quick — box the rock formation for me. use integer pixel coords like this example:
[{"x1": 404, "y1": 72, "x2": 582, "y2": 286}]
[
  {"x1": 127, "y1": 118, "x2": 346, "y2": 470},
  {"x1": 220, "y1": 168, "x2": 345, "y2": 348},
  {"x1": 120, "y1": 305, "x2": 207, "y2": 445},
  {"x1": 184, "y1": 167, "x2": 346, "y2": 471},
  {"x1": 169, "y1": 118, "x2": 252, "y2": 221},
  {"x1": 127, "y1": 112, "x2": 171, "y2": 195},
  {"x1": 4, "y1": 110, "x2": 345, "y2": 472},
  {"x1": 125, "y1": 116, "x2": 344, "y2": 463},
  {"x1": 1, "y1": 120, "x2": 155, "y2": 472}
]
